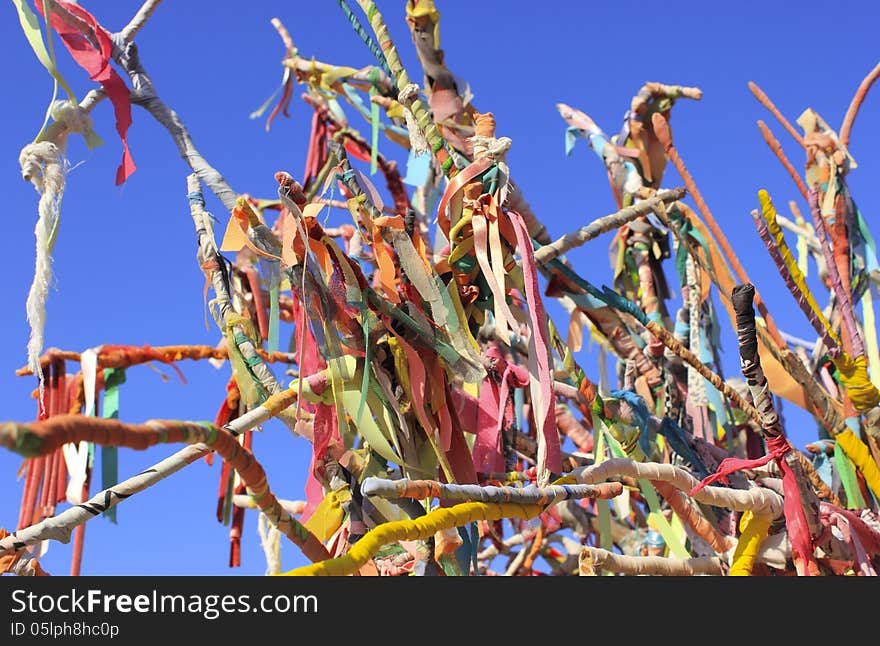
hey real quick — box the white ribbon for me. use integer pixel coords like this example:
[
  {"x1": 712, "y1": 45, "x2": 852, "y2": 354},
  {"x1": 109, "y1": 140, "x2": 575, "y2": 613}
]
[{"x1": 63, "y1": 346, "x2": 101, "y2": 504}]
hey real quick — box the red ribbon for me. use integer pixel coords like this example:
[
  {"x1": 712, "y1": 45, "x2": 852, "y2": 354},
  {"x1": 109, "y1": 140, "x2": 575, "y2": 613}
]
[
  {"x1": 38, "y1": 1, "x2": 136, "y2": 185},
  {"x1": 689, "y1": 434, "x2": 816, "y2": 575},
  {"x1": 303, "y1": 110, "x2": 329, "y2": 189}
]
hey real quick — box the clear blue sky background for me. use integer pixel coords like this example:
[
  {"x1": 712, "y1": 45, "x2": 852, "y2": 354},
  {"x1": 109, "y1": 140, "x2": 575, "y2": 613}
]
[{"x1": 1, "y1": 0, "x2": 879, "y2": 575}]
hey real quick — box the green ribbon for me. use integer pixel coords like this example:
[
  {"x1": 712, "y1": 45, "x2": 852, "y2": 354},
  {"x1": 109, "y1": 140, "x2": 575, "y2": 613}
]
[
  {"x1": 369, "y1": 69, "x2": 380, "y2": 175},
  {"x1": 670, "y1": 206, "x2": 712, "y2": 288},
  {"x1": 357, "y1": 302, "x2": 372, "y2": 425},
  {"x1": 590, "y1": 409, "x2": 614, "y2": 575},
  {"x1": 221, "y1": 469, "x2": 235, "y2": 526},
  {"x1": 101, "y1": 368, "x2": 126, "y2": 523},
  {"x1": 834, "y1": 437, "x2": 866, "y2": 509},
  {"x1": 602, "y1": 424, "x2": 690, "y2": 558},
  {"x1": 12, "y1": 0, "x2": 104, "y2": 148},
  {"x1": 14, "y1": 0, "x2": 74, "y2": 141}
]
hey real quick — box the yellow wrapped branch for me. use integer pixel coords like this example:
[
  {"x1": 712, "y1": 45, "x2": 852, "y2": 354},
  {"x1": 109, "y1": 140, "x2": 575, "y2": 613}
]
[
  {"x1": 282, "y1": 501, "x2": 542, "y2": 576},
  {"x1": 728, "y1": 511, "x2": 772, "y2": 576},
  {"x1": 835, "y1": 354, "x2": 880, "y2": 412}
]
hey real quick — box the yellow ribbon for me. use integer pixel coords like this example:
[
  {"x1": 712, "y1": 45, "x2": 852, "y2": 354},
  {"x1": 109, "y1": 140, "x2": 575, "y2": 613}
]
[
  {"x1": 14, "y1": 0, "x2": 75, "y2": 142},
  {"x1": 405, "y1": 0, "x2": 441, "y2": 48},
  {"x1": 835, "y1": 428, "x2": 880, "y2": 499},
  {"x1": 304, "y1": 487, "x2": 351, "y2": 542},
  {"x1": 862, "y1": 287, "x2": 880, "y2": 389}
]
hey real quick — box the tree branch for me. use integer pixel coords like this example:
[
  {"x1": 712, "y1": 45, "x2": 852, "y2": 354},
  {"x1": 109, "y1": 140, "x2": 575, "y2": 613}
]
[{"x1": 119, "y1": 0, "x2": 164, "y2": 42}]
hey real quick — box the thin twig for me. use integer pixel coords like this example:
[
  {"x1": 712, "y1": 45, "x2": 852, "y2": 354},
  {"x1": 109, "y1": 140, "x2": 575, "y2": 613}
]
[
  {"x1": 840, "y1": 61, "x2": 880, "y2": 147},
  {"x1": 748, "y1": 81, "x2": 806, "y2": 148},
  {"x1": 756, "y1": 120, "x2": 809, "y2": 201}
]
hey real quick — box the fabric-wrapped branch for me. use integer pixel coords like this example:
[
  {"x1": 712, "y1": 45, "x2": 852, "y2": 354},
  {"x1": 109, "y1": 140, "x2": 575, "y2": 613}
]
[
  {"x1": 0, "y1": 377, "x2": 314, "y2": 559},
  {"x1": 756, "y1": 121, "x2": 810, "y2": 200},
  {"x1": 651, "y1": 480, "x2": 734, "y2": 554},
  {"x1": 576, "y1": 457, "x2": 784, "y2": 517},
  {"x1": 752, "y1": 193, "x2": 840, "y2": 358},
  {"x1": 732, "y1": 283, "x2": 788, "y2": 441},
  {"x1": 284, "y1": 500, "x2": 544, "y2": 576},
  {"x1": 533, "y1": 187, "x2": 686, "y2": 266},
  {"x1": 579, "y1": 546, "x2": 724, "y2": 576},
  {"x1": 187, "y1": 175, "x2": 297, "y2": 430},
  {"x1": 711, "y1": 283, "x2": 820, "y2": 575},
  {"x1": 355, "y1": 0, "x2": 459, "y2": 177},
  {"x1": 16, "y1": 343, "x2": 297, "y2": 377},
  {"x1": 232, "y1": 495, "x2": 306, "y2": 515},
  {"x1": 361, "y1": 476, "x2": 622, "y2": 505},
  {"x1": 282, "y1": 54, "x2": 396, "y2": 96},
  {"x1": 0, "y1": 415, "x2": 329, "y2": 563}
]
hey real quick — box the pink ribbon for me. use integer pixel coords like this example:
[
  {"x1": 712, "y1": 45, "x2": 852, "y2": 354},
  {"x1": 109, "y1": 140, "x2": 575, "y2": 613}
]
[
  {"x1": 819, "y1": 502, "x2": 880, "y2": 576},
  {"x1": 472, "y1": 346, "x2": 530, "y2": 473},
  {"x1": 509, "y1": 210, "x2": 562, "y2": 479}
]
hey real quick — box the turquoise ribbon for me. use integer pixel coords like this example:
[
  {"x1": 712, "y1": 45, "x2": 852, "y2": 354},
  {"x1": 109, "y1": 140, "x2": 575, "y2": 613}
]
[{"x1": 100, "y1": 367, "x2": 126, "y2": 523}]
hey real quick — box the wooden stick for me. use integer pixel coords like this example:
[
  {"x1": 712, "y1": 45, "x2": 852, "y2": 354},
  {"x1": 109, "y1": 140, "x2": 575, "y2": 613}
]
[
  {"x1": 840, "y1": 62, "x2": 880, "y2": 147},
  {"x1": 756, "y1": 120, "x2": 809, "y2": 201},
  {"x1": 748, "y1": 81, "x2": 806, "y2": 148}
]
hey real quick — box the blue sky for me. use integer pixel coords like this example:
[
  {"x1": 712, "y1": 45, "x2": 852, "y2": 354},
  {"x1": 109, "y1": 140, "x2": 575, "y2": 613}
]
[{"x1": 1, "y1": 1, "x2": 879, "y2": 575}]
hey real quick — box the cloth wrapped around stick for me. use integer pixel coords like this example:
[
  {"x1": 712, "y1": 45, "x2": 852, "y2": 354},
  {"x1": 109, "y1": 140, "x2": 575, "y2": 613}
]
[
  {"x1": 361, "y1": 477, "x2": 622, "y2": 505},
  {"x1": 577, "y1": 457, "x2": 784, "y2": 517},
  {"x1": 579, "y1": 546, "x2": 724, "y2": 576},
  {"x1": 16, "y1": 344, "x2": 297, "y2": 377},
  {"x1": 0, "y1": 415, "x2": 329, "y2": 564},
  {"x1": 284, "y1": 499, "x2": 545, "y2": 576},
  {"x1": 689, "y1": 284, "x2": 819, "y2": 575},
  {"x1": 9, "y1": 0, "x2": 880, "y2": 578}
]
